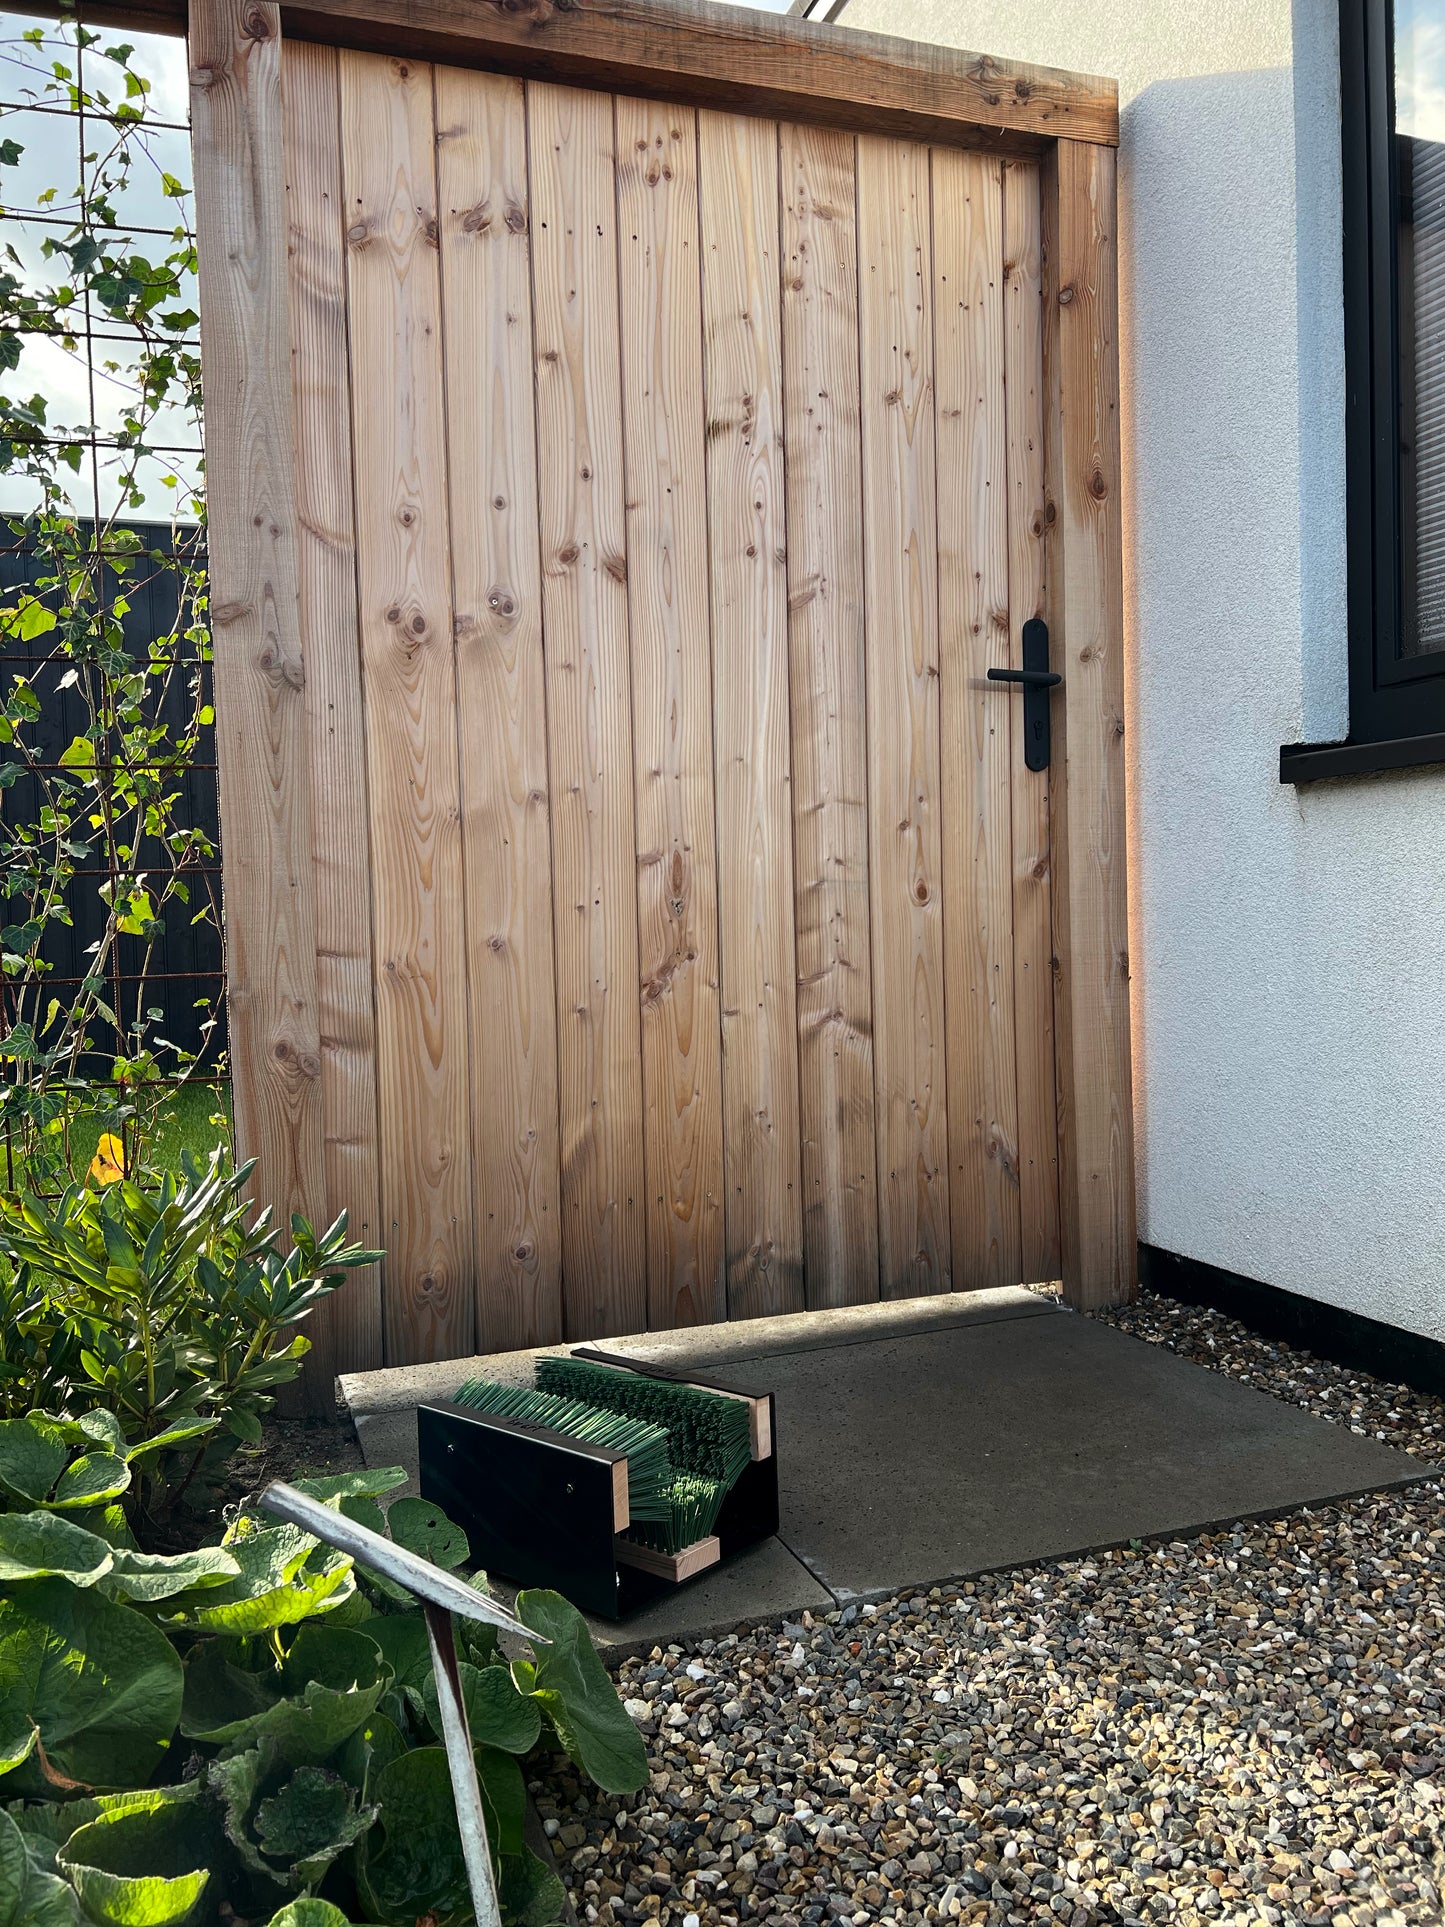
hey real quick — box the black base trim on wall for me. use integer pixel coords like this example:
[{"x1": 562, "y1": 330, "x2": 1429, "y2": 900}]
[{"x1": 1139, "y1": 1243, "x2": 1445, "y2": 1402}]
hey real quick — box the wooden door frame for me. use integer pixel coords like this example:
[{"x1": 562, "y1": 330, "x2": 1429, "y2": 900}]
[{"x1": 74, "y1": 0, "x2": 1135, "y2": 1386}]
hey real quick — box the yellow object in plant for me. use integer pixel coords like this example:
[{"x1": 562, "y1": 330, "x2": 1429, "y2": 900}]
[{"x1": 89, "y1": 1132, "x2": 125, "y2": 1185}]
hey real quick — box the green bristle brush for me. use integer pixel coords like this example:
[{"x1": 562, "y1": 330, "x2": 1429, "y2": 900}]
[
  {"x1": 452, "y1": 1377, "x2": 675, "y2": 1523},
  {"x1": 626, "y1": 1473, "x2": 731, "y2": 1554},
  {"x1": 536, "y1": 1356, "x2": 755, "y2": 1489}
]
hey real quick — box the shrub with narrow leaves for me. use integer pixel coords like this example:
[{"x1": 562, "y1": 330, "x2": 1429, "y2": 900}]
[{"x1": 0, "y1": 1148, "x2": 381, "y2": 1526}]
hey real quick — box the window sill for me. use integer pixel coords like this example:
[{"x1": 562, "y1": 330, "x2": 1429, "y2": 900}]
[{"x1": 1279, "y1": 732, "x2": 1445, "y2": 783}]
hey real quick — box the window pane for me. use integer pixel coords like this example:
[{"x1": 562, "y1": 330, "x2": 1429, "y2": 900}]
[{"x1": 1396, "y1": 0, "x2": 1445, "y2": 654}]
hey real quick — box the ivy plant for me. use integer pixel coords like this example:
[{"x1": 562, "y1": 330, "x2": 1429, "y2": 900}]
[{"x1": 0, "y1": 7, "x2": 216, "y2": 1187}]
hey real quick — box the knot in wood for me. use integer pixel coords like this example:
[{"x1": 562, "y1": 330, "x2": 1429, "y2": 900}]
[
  {"x1": 189, "y1": 62, "x2": 217, "y2": 91},
  {"x1": 462, "y1": 200, "x2": 493, "y2": 234},
  {"x1": 488, "y1": 587, "x2": 518, "y2": 619},
  {"x1": 1088, "y1": 467, "x2": 1109, "y2": 501},
  {"x1": 514, "y1": 1241, "x2": 534, "y2": 1263},
  {"x1": 504, "y1": 203, "x2": 528, "y2": 235},
  {"x1": 422, "y1": 215, "x2": 440, "y2": 249},
  {"x1": 1058, "y1": 284, "x2": 1076, "y2": 306},
  {"x1": 241, "y1": 5, "x2": 273, "y2": 41},
  {"x1": 557, "y1": 542, "x2": 580, "y2": 567}
]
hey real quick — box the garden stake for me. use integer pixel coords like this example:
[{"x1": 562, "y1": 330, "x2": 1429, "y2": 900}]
[{"x1": 260, "y1": 1478, "x2": 549, "y2": 1927}]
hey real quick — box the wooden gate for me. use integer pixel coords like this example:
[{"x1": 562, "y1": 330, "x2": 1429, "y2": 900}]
[{"x1": 186, "y1": 0, "x2": 1133, "y2": 1388}]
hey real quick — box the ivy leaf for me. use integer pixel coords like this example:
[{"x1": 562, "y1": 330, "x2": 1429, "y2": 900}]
[
  {"x1": 0, "y1": 593, "x2": 56, "y2": 641},
  {"x1": 55, "y1": 733, "x2": 94, "y2": 774}
]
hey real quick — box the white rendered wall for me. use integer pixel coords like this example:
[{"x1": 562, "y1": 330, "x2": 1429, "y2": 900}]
[{"x1": 841, "y1": 0, "x2": 1445, "y2": 1338}]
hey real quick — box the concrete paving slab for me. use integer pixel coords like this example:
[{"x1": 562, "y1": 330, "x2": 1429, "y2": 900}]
[
  {"x1": 341, "y1": 1287, "x2": 1054, "y2": 1494},
  {"x1": 339, "y1": 1290, "x2": 1434, "y2": 1640},
  {"x1": 716, "y1": 1313, "x2": 1432, "y2": 1600}
]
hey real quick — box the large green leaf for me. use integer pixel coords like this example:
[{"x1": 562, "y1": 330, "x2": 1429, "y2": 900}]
[
  {"x1": 0, "y1": 1416, "x2": 67, "y2": 1504},
  {"x1": 49, "y1": 1452, "x2": 131, "y2": 1510},
  {"x1": 514, "y1": 1589, "x2": 648, "y2": 1794},
  {"x1": 0, "y1": 1709, "x2": 37, "y2": 1777},
  {"x1": 365, "y1": 1610, "x2": 432, "y2": 1726},
  {"x1": 211, "y1": 1747, "x2": 374, "y2": 1891},
  {"x1": 123, "y1": 1419, "x2": 217, "y2": 1463},
  {"x1": 56, "y1": 1785, "x2": 209, "y2": 1927},
  {"x1": 180, "y1": 1638, "x2": 281, "y2": 1743},
  {"x1": 182, "y1": 1622, "x2": 388, "y2": 1761},
  {"x1": 475, "y1": 1743, "x2": 526, "y2": 1859},
  {"x1": 163, "y1": 1524, "x2": 354, "y2": 1636},
  {"x1": 105, "y1": 1545, "x2": 240, "y2": 1604},
  {"x1": 254, "y1": 1762, "x2": 375, "y2": 1885},
  {"x1": 290, "y1": 1467, "x2": 408, "y2": 1502},
  {"x1": 500, "y1": 1844, "x2": 567, "y2": 1927},
  {"x1": 355, "y1": 1711, "x2": 407, "y2": 1799},
  {"x1": 354, "y1": 1746, "x2": 470, "y2": 1923},
  {"x1": 0, "y1": 1512, "x2": 113, "y2": 1586},
  {"x1": 0, "y1": 1806, "x2": 81, "y2": 1926},
  {"x1": 264, "y1": 1903, "x2": 360, "y2": 1927},
  {"x1": 385, "y1": 1496, "x2": 468, "y2": 1570},
  {"x1": 0, "y1": 1582, "x2": 183, "y2": 1792},
  {"x1": 420, "y1": 1659, "x2": 541, "y2": 1756}
]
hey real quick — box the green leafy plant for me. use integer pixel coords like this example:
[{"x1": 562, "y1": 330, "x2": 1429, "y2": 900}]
[
  {"x1": 0, "y1": 12, "x2": 218, "y2": 1189},
  {"x1": 0, "y1": 1465, "x2": 648, "y2": 1923},
  {"x1": 0, "y1": 1152, "x2": 382, "y2": 1523}
]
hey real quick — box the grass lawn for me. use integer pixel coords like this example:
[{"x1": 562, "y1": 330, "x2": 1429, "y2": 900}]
[{"x1": 4, "y1": 1080, "x2": 232, "y2": 1191}]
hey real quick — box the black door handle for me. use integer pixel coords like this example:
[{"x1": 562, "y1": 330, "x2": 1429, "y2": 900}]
[
  {"x1": 986, "y1": 617, "x2": 1058, "y2": 771},
  {"x1": 986, "y1": 667, "x2": 1061, "y2": 688}
]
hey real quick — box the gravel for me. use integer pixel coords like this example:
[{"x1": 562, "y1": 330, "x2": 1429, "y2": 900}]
[{"x1": 539, "y1": 1289, "x2": 1445, "y2": 1927}]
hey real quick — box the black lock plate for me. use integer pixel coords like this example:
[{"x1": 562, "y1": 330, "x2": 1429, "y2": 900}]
[{"x1": 1020, "y1": 617, "x2": 1052, "y2": 772}]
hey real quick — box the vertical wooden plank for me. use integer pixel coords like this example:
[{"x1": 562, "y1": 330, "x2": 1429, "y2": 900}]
[
  {"x1": 1003, "y1": 155, "x2": 1063, "y2": 1285},
  {"x1": 697, "y1": 110, "x2": 803, "y2": 1321},
  {"x1": 189, "y1": 0, "x2": 329, "y2": 1386},
  {"x1": 436, "y1": 66, "x2": 563, "y2": 1352},
  {"x1": 283, "y1": 39, "x2": 384, "y2": 1377},
  {"x1": 1042, "y1": 141, "x2": 1135, "y2": 1308},
  {"x1": 779, "y1": 123, "x2": 880, "y2": 1310},
  {"x1": 339, "y1": 49, "x2": 474, "y2": 1362},
  {"x1": 932, "y1": 146, "x2": 1021, "y2": 1293},
  {"x1": 528, "y1": 81, "x2": 648, "y2": 1339},
  {"x1": 614, "y1": 95, "x2": 726, "y2": 1329},
  {"x1": 856, "y1": 134, "x2": 950, "y2": 1298}
]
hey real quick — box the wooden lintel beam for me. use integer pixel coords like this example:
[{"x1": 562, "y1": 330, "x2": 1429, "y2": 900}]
[{"x1": 39, "y1": 0, "x2": 1118, "y2": 153}]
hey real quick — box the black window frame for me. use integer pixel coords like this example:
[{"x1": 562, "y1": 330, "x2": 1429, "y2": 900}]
[{"x1": 1282, "y1": 0, "x2": 1445, "y2": 781}]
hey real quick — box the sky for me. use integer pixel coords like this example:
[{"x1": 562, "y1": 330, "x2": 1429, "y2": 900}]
[
  {"x1": 0, "y1": 7, "x2": 198, "y2": 517},
  {"x1": 1395, "y1": 0, "x2": 1445, "y2": 142}
]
